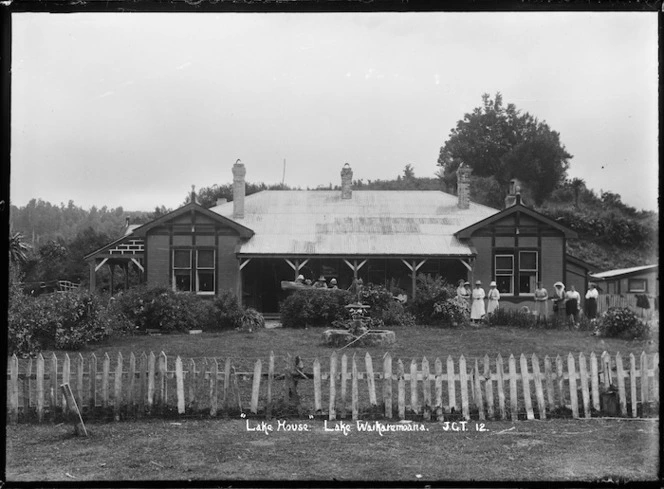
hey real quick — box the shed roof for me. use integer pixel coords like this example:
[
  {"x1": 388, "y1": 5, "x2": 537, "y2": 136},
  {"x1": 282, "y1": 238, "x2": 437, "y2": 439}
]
[
  {"x1": 211, "y1": 190, "x2": 498, "y2": 257},
  {"x1": 589, "y1": 264, "x2": 658, "y2": 280}
]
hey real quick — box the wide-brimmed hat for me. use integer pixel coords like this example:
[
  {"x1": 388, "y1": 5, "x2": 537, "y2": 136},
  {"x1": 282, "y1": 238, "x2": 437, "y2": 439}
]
[
  {"x1": 330, "y1": 278, "x2": 337, "y2": 284},
  {"x1": 464, "y1": 281, "x2": 470, "y2": 286},
  {"x1": 489, "y1": 281, "x2": 497, "y2": 287},
  {"x1": 475, "y1": 280, "x2": 482, "y2": 285},
  {"x1": 297, "y1": 274, "x2": 304, "y2": 281},
  {"x1": 317, "y1": 275, "x2": 326, "y2": 281},
  {"x1": 554, "y1": 281, "x2": 564, "y2": 288}
]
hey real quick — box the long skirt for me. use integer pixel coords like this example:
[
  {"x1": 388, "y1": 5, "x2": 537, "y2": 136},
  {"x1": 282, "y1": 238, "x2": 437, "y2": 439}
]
[
  {"x1": 585, "y1": 298, "x2": 597, "y2": 319},
  {"x1": 471, "y1": 299, "x2": 486, "y2": 320},
  {"x1": 535, "y1": 300, "x2": 548, "y2": 317},
  {"x1": 565, "y1": 298, "x2": 578, "y2": 316},
  {"x1": 487, "y1": 299, "x2": 499, "y2": 314}
]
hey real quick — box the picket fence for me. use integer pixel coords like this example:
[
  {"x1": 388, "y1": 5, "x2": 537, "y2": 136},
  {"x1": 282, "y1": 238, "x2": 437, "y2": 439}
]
[{"x1": 6, "y1": 350, "x2": 659, "y2": 423}]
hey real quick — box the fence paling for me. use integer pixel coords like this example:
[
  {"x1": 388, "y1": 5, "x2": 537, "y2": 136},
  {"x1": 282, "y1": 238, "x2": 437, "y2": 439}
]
[
  {"x1": 365, "y1": 353, "x2": 377, "y2": 408},
  {"x1": 62, "y1": 354, "x2": 71, "y2": 415},
  {"x1": 340, "y1": 354, "x2": 348, "y2": 419},
  {"x1": 397, "y1": 360, "x2": 406, "y2": 420},
  {"x1": 8, "y1": 350, "x2": 659, "y2": 422},
  {"x1": 50, "y1": 354, "x2": 59, "y2": 412},
  {"x1": 446, "y1": 356, "x2": 456, "y2": 413},
  {"x1": 267, "y1": 352, "x2": 275, "y2": 418}
]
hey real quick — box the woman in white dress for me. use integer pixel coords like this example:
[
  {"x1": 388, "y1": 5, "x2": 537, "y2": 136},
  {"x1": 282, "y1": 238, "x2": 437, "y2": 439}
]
[
  {"x1": 471, "y1": 280, "x2": 486, "y2": 321},
  {"x1": 486, "y1": 280, "x2": 500, "y2": 315}
]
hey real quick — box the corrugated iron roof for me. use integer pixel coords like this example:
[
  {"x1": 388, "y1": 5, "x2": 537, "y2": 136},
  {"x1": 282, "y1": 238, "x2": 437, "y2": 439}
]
[
  {"x1": 211, "y1": 190, "x2": 498, "y2": 256},
  {"x1": 590, "y1": 264, "x2": 658, "y2": 279}
]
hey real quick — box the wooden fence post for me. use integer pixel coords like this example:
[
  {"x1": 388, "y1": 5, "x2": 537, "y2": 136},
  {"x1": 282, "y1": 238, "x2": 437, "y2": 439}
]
[
  {"x1": 60, "y1": 383, "x2": 87, "y2": 437},
  {"x1": 447, "y1": 355, "x2": 456, "y2": 414},
  {"x1": 422, "y1": 357, "x2": 431, "y2": 420},
  {"x1": 556, "y1": 355, "x2": 565, "y2": 409},
  {"x1": 89, "y1": 353, "x2": 97, "y2": 413},
  {"x1": 520, "y1": 354, "x2": 533, "y2": 420},
  {"x1": 351, "y1": 355, "x2": 359, "y2": 421},
  {"x1": 157, "y1": 352, "x2": 167, "y2": 414},
  {"x1": 383, "y1": 353, "x2": 393, "y2": 419},
  {"x1": 395, "y1": 359, "x2": 405, "y2": 420},
  {"x1": 176, "y1": 356, "x2": 185, "y2": 415},
  {"x1": 9, "y1": 355, "x2": 18, "y2": 423},
  {"x1": 508, "y1": 354, "x2": 518, "y2": 421},
  {"x1": 129, "y1": 353, "x2": 137, "y2": 415},
  {"x1": 474, "y1": 359, "x2": 485, "y2": 421},
  {"x1": 629, "y1": 353, "x2": 637, "y2": 417},
  {"x1": 147, "y1": 352, "x2": 156, "y2": 413},
  {"x1": 266, "y1": 352, "x2": 275, "y2": 418},
  {"x1": 615, "y1": 352, "x2": 627, "y2": 416},
  {"x1": 434, "y1": 358, "x2": 443, "y2": 420},
  {"x1": 187, "y1": 358, "x2": 197, "y2": 412},
  {"x1": 567, "y1": 353, "x2": 579, "y2": 419},
  {"x1": 410, "y1": 359, "x2": 418, "y2": 416},
  {"x1": 223, "y1": 357, "x2": 231, "y2": 411},
  {"x1": 313, "y1": 357, "x2": 322, "y2": 415},
  {"x1": 459, "y1": 355, "x2": 469, "y2": 421},
  {"x1": 62, "y1": 354, "x2": 71, "y2": 415},
  {"x1": 200, "y1": 358, "x2": 209, "y2": 412},
  {"x1": 36, "y1": 354, "x2": 45, "y2": 423},
  {"x1": 24, "y1": 358, "x2": 33, "y2": 415},
  {"x1": 329, "y1": 352, "x2": 338, "y2": 420},
  {"x1": 114, "y1": 352, "x2": 123, "y2": 420},
  {"x1": 496, "y1": 354, "x2": 505, "y2": 420},
  {"x1": 340, "y1": 354, "x2": 348, "y2": 418},
  {"x1": 50, "y1": 353, "x2": 59, "y2": 415},
  {"x1": 139, "y1": 352, "x2": 148, "y2": 415},
  {"x1": 578, "y1": 353, "x2": 590, "y2": 418},
  {"x1": 365, "y1": 353, "x2": 377, "y2": 409},
  {"x1": 210, "y1": 358, "x2": 219, "y2": 416},
  {"x1": 590, "y1": 352, "x2": 600, "y2": 412},
  {"x1": 251, "y1": 359, "x2": 262, "y2": 415},
  {"x1": 531, "y1": 354, "x2": 546, "y2": 420},
  {"x1": 483, "y1": 355, "x2": 494, "y2": 420},
  {"x1": 544, "y1": 355, "x2": 554, "y2": 410},
  {"x1": 102, "y1": 353, "x2": 110, "y2": 409},
  {"x1": 640, "y1": 352, "x2": 649, "y2": 408}
]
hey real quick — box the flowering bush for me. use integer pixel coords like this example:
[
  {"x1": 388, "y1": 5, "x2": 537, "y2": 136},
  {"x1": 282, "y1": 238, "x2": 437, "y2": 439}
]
[
  {"x1": 432, "y1": 297, "x2": 470, "y2": 327},
  {"x1": 407, "y1": 274, "x2": 457, "y2": 325},
  {"x1": 597, "y1": 307, "x2": 649, "y2": 340},
  {"x1": 280, "y1": 289, "x2": 354, "y2": 328},
  {"x1": 359, "y1": 283, "x2": 416, "y2": 326},
  {"x1": 240, "y1": 308, "x2": 265, "y2": 332}
]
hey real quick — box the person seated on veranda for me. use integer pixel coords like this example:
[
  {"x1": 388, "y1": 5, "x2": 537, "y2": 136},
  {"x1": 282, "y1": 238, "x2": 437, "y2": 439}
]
[
  {"x1": 313, "y1": 275, "x2": 328, "y2": 288},
  {"x1": 329, "y1": 278, "x2": 339, "y2": 289},
  {"x1": 295, "y1": 274, "x2": 305, "y2": 284}
]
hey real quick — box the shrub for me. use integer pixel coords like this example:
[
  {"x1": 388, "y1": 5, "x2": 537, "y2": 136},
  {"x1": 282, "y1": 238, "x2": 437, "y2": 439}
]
[
  {"x1": 241, "y1": 308, "x2": 265, "y2": 332},
  {"x1": 407, "y1": 274, "x2": 456, "y2": 325},
  {"x1": 597, "y1": 307, "x2": 649, "y2": 340},
  {"x1": 359, "y1": 283, "x2": 416, "y2": 326},
  {"x1": 8, "y1": 288, "x2": 111, "y2": 355},
  {"x1": 280, "y1": 289, "x2": 354, "y2": 328},
  {"x1": 432, "y1": 298, "x2": 470, "y2": 327},
  {"x1": 486, "y1": 308, "x2": 538, "y2": 329},
  {"x1": 211, "y1": 290, "x2": 245, "y2": 330}
]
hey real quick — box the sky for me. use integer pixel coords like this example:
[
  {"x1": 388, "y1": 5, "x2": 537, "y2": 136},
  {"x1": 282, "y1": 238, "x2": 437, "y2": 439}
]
[{"x1": 10, "y1": 12, "x2": 659, "y2": 212}]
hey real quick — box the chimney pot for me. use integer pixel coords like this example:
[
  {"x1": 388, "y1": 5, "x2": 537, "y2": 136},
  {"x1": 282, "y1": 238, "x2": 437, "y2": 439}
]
[
  {"x1": 232, "y1": 159, "x2": 246, "y2": 219},
  {"x1": 341, "y1": 163, "x2": 353, "y2": 199}
]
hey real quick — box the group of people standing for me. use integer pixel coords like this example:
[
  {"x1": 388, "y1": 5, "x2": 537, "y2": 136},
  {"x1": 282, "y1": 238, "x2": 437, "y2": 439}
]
[
  {"x1": 456, "y1": 279, "x2": 501, "y2": 322},
  {"x1": 457, "y1": 279, "x2": 600, "y2": 327}
]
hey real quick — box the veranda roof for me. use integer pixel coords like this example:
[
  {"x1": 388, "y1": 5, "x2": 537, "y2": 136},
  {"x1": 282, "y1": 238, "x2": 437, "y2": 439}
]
[
  {"x1": 210, "y1": 190, "x2": 498, "y2": 257},
  {"x1": 590, "y1": 264, "x2": 658, "y2": 280}
]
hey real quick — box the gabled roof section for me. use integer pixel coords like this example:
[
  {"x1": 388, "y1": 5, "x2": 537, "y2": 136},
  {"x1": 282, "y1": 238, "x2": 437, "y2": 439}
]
[
  {"x1": 131, "y1": 202, "x2": 254, "y2": 238},
  {"x1": 590, "y1": 264, "x2": 658, "y2": 280},
  {"x1": 84, "y1": 234, "x2": 144, "y2": 261},
  {"x1": 454, "y1": 202, "x2": 578, "y2": 239},
  {"x1": 209, "y1": 190, "x2": 498, "y2": 256},
  {"x1": 566, "y1": 254, "x2": 596, "y2": 273}
]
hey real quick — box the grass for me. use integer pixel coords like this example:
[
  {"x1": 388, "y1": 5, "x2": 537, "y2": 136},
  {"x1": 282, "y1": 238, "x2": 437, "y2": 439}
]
[
  {"x1": 43, "y1": 324, "x2": 658, "y2": 372},
  {"x1": 5, "y1": 417, "x2": 659, "y2": 482}
]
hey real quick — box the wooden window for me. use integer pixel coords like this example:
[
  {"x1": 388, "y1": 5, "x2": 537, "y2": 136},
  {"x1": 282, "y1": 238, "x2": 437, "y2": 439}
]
[
  {"x1": 172, "y1": 249, "x2": 192, "y2": 292},
  {"x1": 196, "y1": 249, "x2": 215, "y2": 294},
  {"x1": 518, "y1": 251, "x2": 538, "y2": 294},
  {"x1": 495, "y1": 254, "x2": 514, "y2": 294},
  {"x1": 627, "y1": 278, "x2": 647, "y2": 293}
]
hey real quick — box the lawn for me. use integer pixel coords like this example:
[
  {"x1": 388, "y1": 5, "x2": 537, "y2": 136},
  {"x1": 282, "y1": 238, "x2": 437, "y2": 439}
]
[
  {"x1": 43, "y1": 324, "x2": 658, "y2": 372},
  {"x1": 5, "y1": 417, "x2": 659, "y2": 482}
]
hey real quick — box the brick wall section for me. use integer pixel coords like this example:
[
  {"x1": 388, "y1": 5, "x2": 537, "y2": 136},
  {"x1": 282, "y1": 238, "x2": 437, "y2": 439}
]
[
  {"x1": 146, "y1": 234, "x2": 170, "y2": 287},
  {"x1": 541, "y1": 236, "x2": 564, "y2": 287}
]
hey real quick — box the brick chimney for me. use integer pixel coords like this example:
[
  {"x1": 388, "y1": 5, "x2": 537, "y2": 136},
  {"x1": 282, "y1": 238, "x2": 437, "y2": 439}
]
[
  {"x1": 341, "y1": 163, "x2": 353, "y2": 199},
  {"x1": 456, "y1": 164, "x2": 471, "y2": 209},
  {"x1": 232, "y1": 159, "x2": 246, "y2": 219},
  {"x1": 504, "y1": 178, "x2": 522, "y2": 208}
]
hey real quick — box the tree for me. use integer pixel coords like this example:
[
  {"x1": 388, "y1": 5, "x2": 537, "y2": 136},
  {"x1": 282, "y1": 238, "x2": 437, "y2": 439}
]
[
  {"x1": 569, "y1": 178, "x2": 585, "y2": 209},
  {"x1": 403, "y1": 164, "x2": 415, "y2": 181},
  {"x1": 9, "y1": 232, "x2": 31, "y2": 266},
  {"x1": 437, "y1": 92, "x2": 572, "y2": 206}
]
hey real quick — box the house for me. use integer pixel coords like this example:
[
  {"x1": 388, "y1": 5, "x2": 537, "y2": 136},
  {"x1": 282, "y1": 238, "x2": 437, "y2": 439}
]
[
  {"x1": 85, "y1": 162, "x2": 589, "y2": 314},
  {"x1": 589, "y1": 265, "x2": 659, "y2": 318}
]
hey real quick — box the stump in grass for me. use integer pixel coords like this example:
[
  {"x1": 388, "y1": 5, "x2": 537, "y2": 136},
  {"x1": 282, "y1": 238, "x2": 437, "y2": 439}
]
[{"x1": 322, "y1": 329, "x2": 395, "y2": 348}]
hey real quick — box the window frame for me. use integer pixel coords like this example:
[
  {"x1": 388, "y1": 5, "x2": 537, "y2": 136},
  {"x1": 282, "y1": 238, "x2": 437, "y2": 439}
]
[
  {"x1": 494, "y1": 253, "x2": 514, "y2": 295},
  {"x1": 518, "y1": 250, "x2": 539, "y2": 296},
  {"x1": 627, "y1": 278, "x2": 647, "y2": 293},
  {"x1": 172, "y1": 247, "x2": 216, "y2": 295},
  {"x1": 172, "y1": 248, "x2": 193, "y2": 292},
  {"x1": 195, "y1": 248, "x2": 216, "y2": 295}
]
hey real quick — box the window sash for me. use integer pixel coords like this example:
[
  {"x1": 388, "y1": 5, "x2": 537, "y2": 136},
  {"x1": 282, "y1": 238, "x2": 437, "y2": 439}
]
[{"x1": 628, "y1": 279, "x2": 647, "y2": 293}]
